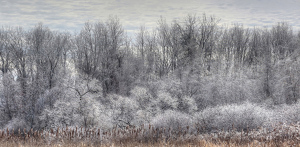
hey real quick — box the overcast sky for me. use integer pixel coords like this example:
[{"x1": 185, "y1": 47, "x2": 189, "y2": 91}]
[{"x1": 0, "y1": 0, "x2": 299, "y2": 36}]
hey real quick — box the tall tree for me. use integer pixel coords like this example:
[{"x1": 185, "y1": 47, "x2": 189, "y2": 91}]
[
  {"x1": 0, "y1": 27, "x2": 12, "y2": 74},
  {"x1": 74, "y1": 16, "x2": 125, "y2": 97}
]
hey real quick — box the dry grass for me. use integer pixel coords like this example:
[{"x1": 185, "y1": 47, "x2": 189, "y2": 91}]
[{"x1": 1, "y1": 123, "x2": 300, "y2": 147}]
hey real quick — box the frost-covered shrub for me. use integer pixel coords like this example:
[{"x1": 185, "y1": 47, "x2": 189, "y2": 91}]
[
  {"x1": 194, "y1": 101, "x2": 273, "y2": 132},
  {"x1": 79, "y1": 97, "x2": 113, "y2": 129},
  {"x1": 274, "y1": 102, "x2": 300, "y2": 123},
  {"x1": 270, "y1": 58, "x2": 300, "y2": 105},
  {"x1": 199, "y1": 73, "x2": 263, "y2": 107},
  {"x1": 150, "y1": 110, "x2": 194, "y2": 131},
  {"x1": 107, "y1": 94, "x2": 139, "y2": 127},
  {"x1": 155, "y1": 91, "x2": 178, "y2": 113},
  {"x1": 40, "y1": 96, "x2": 113, "y2": 130},
  {"x1": 130, "y1": 86, "x2": 156, "y2": 124},
  {"x1": 39, "y1": 97, "x2": 81, "y2": 129},
  {"x1": 36, "y1": 87, "x2": 63, "y2": 114},
  {"x1": 3, "y1": 118, "x2": 29, "y2": 133},
  {"x1": 39, "y1": 73, "x2": 112, "y2": 129},
  {"x1": 130, "y1": 86, "x2": 153, "y2": 110},
  {"x1": 193, "y1": 106, "x2": 219, "y2": 132},
  {"x1": 135, "y1": 109, "x2": 153, "y2": 125},
  {"x1": 39, "y1": 99, "x2": 79, "y2": 129},
  {"x1": 157, "y1": 77, "x2": 183, "y2": 99},
  {"x1": 177, "y1": 96, "x2": 198, "y2": 114}
]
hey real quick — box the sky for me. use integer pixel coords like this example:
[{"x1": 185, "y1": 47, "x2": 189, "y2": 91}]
[{"x1": 0, "y1": 0, "x2": 299, "y2": 36}]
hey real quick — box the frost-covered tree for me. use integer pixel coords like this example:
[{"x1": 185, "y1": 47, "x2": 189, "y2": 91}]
[
  {"x1": 73, "y1": 16, "x2": 125, "y2": 97},
  {"x1": 0, "y1": 14, "x2": 300, "y2": 133},
  {"x1": 0, "y1": 73, "x2": 22, "y2": 126}
]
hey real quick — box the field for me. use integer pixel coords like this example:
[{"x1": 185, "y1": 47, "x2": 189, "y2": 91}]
[{"x1": 1, "y1": 123, "x2": 300, "y2": 147}]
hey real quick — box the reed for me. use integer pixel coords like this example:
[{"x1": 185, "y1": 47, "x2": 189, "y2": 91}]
[{"x1": 1, "y1": 123, "x2": 300, "y2": 146}]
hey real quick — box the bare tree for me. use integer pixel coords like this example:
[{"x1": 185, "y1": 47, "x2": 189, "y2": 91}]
[
  {"x1": 0, "y1": 27, "x2": 12, "y2": 74},
  {"x1": 180, "y1": 15, "x2": 197, "y2": 66},
  {"x1": 271, "y1": 22, "x2": 294, "y2": 60},
  {"x1": 74, "y1": 16, "x2": 125, "y2": 97},
  {"x1": 229, "y1": 24, "x2": 250, "y2": 73},
  {"x1": 261, "y1": 28, "x2": 273, "y2": 100},
  {"x1": 6, "y1": 27, "x2": 29, "y2": 119},
  {"x1": 135, "y1": 25, "x2": 147, "y2": 66},
  {"x1": 45, "y1": 32, "x2": 69, "y2": 89},
  {"x1": 196, "y1": 13, "x2": 220, "y2": 72},
  {"x1": 156, "y1": 17, "x2": 172, "y2": 78}
]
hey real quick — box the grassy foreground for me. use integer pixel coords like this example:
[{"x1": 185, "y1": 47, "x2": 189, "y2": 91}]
[{"x1": 1, "y1": 123, "x2": 300, "y2": 147}]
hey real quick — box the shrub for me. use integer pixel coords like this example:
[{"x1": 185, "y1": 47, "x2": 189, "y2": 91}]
[
  {"x1": 150, "y1": 110, "x2": 194, "y2": 131},
  {"x1": 107, "y1": 94, "x2": 139, "y2": 127},
  {"x1": 274, "y1": 102, "x2": 300, "y2": 123},
  {"x1": 177, "y1": 96, "x2": 198, "y2": 114},
  {"x1": 155, "y1": 91, "x2": 179, "y2": 113},
  {"x1": 194, "y1": 101, "x2": 274, "y2": 132},
  {"x1": 40, "y1": 96, "x2": 113, "y2": 130},
  {"x1": 130, "y1": 86, "x2": 153, "y2": 110},
  {"x1": 3, "y1": 117, "x2": 29, "y2": 133}
]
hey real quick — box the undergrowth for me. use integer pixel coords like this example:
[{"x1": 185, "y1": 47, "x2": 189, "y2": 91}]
[{"x1": 1, "y1": 122, "x2": 300, "y2": 146}]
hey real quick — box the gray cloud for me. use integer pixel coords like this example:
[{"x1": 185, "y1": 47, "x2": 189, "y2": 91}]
[{"x1": 0, "y1": 0, "x2": 299, "y2": 33}]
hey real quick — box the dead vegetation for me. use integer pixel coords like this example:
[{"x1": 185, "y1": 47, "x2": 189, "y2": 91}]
[{"x1": 1, "y1": 123, "x2": 300, "y2": 147}]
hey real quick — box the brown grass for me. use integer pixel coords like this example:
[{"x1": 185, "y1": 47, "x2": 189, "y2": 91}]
[{"x1": 1, "y1": 123, "x2": 300, "y2": 147}]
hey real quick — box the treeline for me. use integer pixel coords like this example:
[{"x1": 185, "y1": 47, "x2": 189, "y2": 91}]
[{"x1": 0, "y1": 14, "x2": 300, "y2": 131}]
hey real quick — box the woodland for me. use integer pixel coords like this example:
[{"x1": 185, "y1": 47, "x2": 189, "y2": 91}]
[{"x1": 0, "y1": 14, "x2": 300, "y2": 134}]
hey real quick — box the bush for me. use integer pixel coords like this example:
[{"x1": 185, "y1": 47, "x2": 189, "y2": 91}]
[
  {"x1": 150, "y1": 110, "x2": 194, "y2": 131},
  {"x1": 40, "y1": 96, "x2": 113, "y2": 130},
  {"x1": 194, "y1": 101, "x2": 274, "y2": 132},
  {"x1": 177, "y1": 96, "x2": 198, "y2": 114},
  {"x1": 130, "y1": 86, "x2": 153, "y2": 110},
  {"x1": 274, "y1": 102, "x2": 300, "y2": 123},
  {"x1": 199, "y1": 74, "x2": 263, "y2": 106},
  {"x1": 3, "y1": 118, "x2": 29, "y2": 133},
  {"x1": 155, "y1": 91, "x2": 179, "y2": 113},
  {"x1": 107, "y1": 94, "x2": 139, "y2": 127}
]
